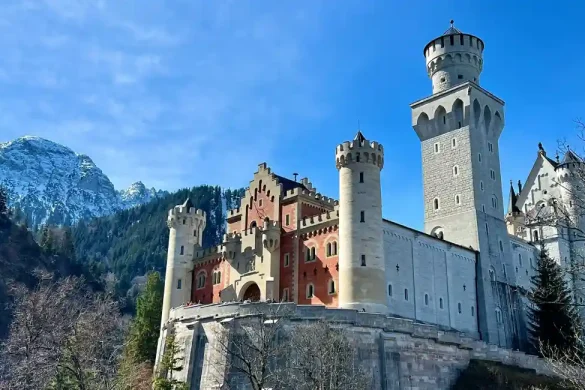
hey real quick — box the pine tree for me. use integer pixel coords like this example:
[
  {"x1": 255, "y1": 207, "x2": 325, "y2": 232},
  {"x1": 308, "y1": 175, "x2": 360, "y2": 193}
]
[
  {"x1": 153, "y1": 334, "x2": 189, "y2": 390},
  {"x1": 40, "y1": 225, "x2": 55, "y2": 254},
  {"x1": 60, "y1": 227, "x2": 76, "y2": 260},
  {"x1": 0, "y1": 185, "x2": 8, "y2": 215},
  {"x1": 117, "y1": 272, "x2": 164, "y2": 388},
  {"x1": 528, "y1": 244, "x2": 582, "y2": 356}
]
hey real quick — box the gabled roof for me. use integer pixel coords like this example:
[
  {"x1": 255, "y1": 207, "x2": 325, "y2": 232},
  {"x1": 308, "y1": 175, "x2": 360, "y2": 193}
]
[
  {"x1": 516, "y1": 144, "x2": 559, "y2": 209},
  {"x1": 274, "y1": 175, "x2": 308, "y2": 193},
  {"x1": 561, "y1": 149, "x2": 581, "y2": 164}
]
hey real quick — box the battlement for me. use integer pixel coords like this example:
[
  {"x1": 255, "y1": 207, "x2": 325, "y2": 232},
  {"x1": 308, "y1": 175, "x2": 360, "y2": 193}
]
[
  {"x1": 194, "y1": 244, "x2": 222, "y2": 259},
  {"x1": 300, "y1": 209, "x2": 339, "y2": 230},
  {"x1": 168, "y1": 205, "x2": 206, "y2": 218},
  {"x1": 227, "y1": 207, "x2": 241, "y2": 219},
  {"x1": 282, "y1": 187, "x2": 338, "y2": 206},
  {"x1": 223, "y1": 232, "x2": 242, "y2": 242},
  {"x1": 335, "y1": 139, "x2": 384, "y2": 170}
]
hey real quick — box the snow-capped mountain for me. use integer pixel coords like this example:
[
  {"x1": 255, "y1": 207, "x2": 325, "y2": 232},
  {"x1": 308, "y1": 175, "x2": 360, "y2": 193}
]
[
  {"x1": 0, "y1": 136, "x2": 166, "y2": 227},
  {"x1": 118, "y1": 181, "x2": 167, "y2": 209}
]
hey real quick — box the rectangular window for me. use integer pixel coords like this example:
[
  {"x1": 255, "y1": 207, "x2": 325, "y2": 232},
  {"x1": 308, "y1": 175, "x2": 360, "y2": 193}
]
[
  {"x1": 285, "y1": 214, "x2": 290, "y2": 226},
  {"x1": 404, "y1": 288, "x2": 409, "y2": 301},
  {"x1": 361, "y1": 254, "x2": 366, "y2": 266},
  {"x1": 284, "y1": 253, "x2": 290, "y2": 267},
  {"x1": 359, "y1": 172, "x2": 364, "y2": 183},
  {"x1": 388, "y1": 284, "x2": 393, "y2": 297},
  {"x1": 452, "y1": 138, "x2": 457, "y2": 148},
  {"x1": 490, "y1": 170, "x2": 496, "y2": 180},
  {"x1": 177, "y1": 279, "x2": 182, "y2": 290},
  {"x1": 360, "y1": 211, "x2": 365, "y2": 223},
  {"x1": 488, "y1": 142, "x2": 494, "y2": 153},
  {"x1": 434, "y1": 143, "x2": 440, "y2": 154},
  {"x1": 180, "y1": 245, "x2": 184, "y2": 255}
]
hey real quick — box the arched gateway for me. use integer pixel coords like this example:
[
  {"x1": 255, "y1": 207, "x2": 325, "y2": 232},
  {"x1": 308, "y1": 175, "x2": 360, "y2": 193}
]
[{"x1": 241, "y1": 283, "x2": 261, "y2": 302}]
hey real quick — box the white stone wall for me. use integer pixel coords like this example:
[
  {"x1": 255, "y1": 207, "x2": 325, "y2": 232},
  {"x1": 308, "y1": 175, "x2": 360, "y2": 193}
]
[{"x1": 383, "y1": 221, "x2": 478, "y2": 334}]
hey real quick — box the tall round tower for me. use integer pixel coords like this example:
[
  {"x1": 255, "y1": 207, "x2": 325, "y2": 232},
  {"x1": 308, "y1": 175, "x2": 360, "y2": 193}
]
[
  {"x1": 161, "y1": 198, "x2": 207, "y2": 327},
  {"x1": 335, "y1": 131, "x2": 387, "y2": 314},
  {"x1": 424, "y1": 20, "x2": 484, "y2": 94}
]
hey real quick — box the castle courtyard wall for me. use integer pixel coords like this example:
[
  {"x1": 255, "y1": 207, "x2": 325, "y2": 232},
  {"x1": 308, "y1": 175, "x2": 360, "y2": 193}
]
[{"x1": 160, "y1": 302, "x2": 553, "y2": 390}]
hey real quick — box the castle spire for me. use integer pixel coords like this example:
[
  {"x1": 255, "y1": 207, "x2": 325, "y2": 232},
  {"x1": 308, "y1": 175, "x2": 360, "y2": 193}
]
[{"x1": 507, "y1": 180, "x2": 520, "y2": 215}]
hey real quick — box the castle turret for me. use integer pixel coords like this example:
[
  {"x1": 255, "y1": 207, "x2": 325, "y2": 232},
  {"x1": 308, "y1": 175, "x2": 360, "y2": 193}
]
[
  {"x1": 161, "y1": 198, "x2": 206, "y2": 327},
  {"x1": 424, "y1": 20, "x2": 484, "y2": 94},
  {"x1": 335, "y1": 130, "x2": 387, "y2": 314},
  {"x1": 506, "y1": 180, "x2": 525, "y2": 236}
]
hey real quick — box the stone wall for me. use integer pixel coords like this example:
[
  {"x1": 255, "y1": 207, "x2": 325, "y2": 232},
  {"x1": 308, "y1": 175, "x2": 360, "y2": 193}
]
[{"x1": 157, "y1": 302, "x2": 552, "y2": 390}]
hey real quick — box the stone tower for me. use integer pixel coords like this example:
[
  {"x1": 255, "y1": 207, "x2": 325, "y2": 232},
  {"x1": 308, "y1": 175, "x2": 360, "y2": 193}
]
[
  {"x1": 410, "y1": 22, "x2": 522, "y2": 348},
  {"x1": 335, "y1": 131, "x2": 387, "y2": 314},
  {"x1": 161, "y1": 198, "x2": 206, "y2": 327}
]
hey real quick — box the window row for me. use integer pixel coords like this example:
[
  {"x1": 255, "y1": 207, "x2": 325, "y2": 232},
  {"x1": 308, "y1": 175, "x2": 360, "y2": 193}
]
[
  {"x1": 387, "y1": 285, "x2": 474, "y2": 316},
  {"x1": 305, "y1": 241, "x2": 339, "y2": 262},
  {"x1": 305, "y1": 280, "x2": 336, "y2": 298},
  {"x1": 432, "y1": 195, "x2": 463, "y2": 211}
]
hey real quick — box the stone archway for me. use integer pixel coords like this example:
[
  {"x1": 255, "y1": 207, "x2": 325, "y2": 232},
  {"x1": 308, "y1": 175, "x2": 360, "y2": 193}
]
[{"x1": 242, "y1": 283, "x2": 261, "y2": 302}]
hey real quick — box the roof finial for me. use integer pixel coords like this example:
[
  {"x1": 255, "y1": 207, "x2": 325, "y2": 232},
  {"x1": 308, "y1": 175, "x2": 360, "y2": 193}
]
[
  {"x1": 293, "y1": 173, "x2": 298, "y2": 182},
  {"x1": 450, "y1": 19, "x2": 454, "y2": 28}
]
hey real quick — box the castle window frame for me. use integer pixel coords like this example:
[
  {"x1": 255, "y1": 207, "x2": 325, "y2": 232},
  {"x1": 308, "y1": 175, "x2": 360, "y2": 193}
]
[
  {"x1": 361, "y1": 254, "x2": 366, "y2": 266},
  {"x1": 404, "y1": 288, "x2": 409, "y2": 301},
  {"x1": 453, "y1": 165, "x2": 459, "y2": 177},
  {"x1": 499, "y1": 240, "x2": 504, "y2": 252},
  {"x1": 285, "y1": 214, "x2": 290, "y2": 226},
  {"x1": 496, "y1": 307, "x2": 502, "y2": 323},
  {"x1": 452, "y1": 138, "x2": 457, "y2": 148},
  {"x1": 259, "y1": 199, "x2": 263, "y2": 207},
  {"x1": 328, "y1": 279, "x2": 336, "y2": 295},
  {"x1": 439, "y1": 297, "x2": 444, "y2": 309},
  {"x1": 306, "y1": 246, "x2": 316, "y2": 263},
  {"x1": 491, "y1": 195, "x2": 498, "y2": 209},
  {"x1": 478, "y1": 153, "x2": 482, "y2": 162},
  {"x1": 489, "y1": 267, "x2": 496, "y2": 282},
  {"x1": 488, "y1": 142, "x2": 494, "y2": 153},
  {"x1": 480, "y1": 181, "x2": 484, "y2": 191},
  {"x1": 360, "y1": 211, "x2": 365, "y2": 223},
  {"x1": 326, "y1": 241, "x2": 338, "y2": 257},
  {"x1": 490, "y1": 169, "x2": 496, "y2": 180},
  {"x1": 424, "y1": 294, "x2": 429, "y2": 306},
  {"x1": 193, "y1": 229, "x2": 197, "y2": 237},
  {"x1": 196, "y1": 271, "x2": 207, "y2": 290},
  {"x1": 434, "y1": 142, "x2": 440, "y2": 154},
  {"x1": 458, "y1": 302, "x2": 462, "y2": 314},
  {"x1": 433, "y1": 198, "x2": 440, "y2": 211},
  {"x1": 471, "y1": 306, "x2": 475, "y2": 317},
  {"x1": 282, "y1": 288, "x2": 289, "y2": 302},
  {"x1": 177, "y1": 278, "x2": 182, "y2": 290},
  {"x1": 284, "y1": 253, "x2": 290, "y2": 267},
  {"x1": 359, "y1": 172, "x2": 364, "y2": 183},
  {"x1": 457, "y1": 74, "x2": 463, "y2": 80},
  {"x1": 306, "y1": 283, "x2": 315, "y2": 299},
  {"x1": 180, "y1": 245, "x2": 184, "y2": 255},
  {"x1": 518, "y1": 254, "x2": 522, "y2": 267},
  {"x1": 182, "y1": 218, "x2": 186, "y2": 225},
  {"x1": 455, "y1": 194, "x2": 461, "y2": 205},
  {"x1": 388, "y1": 284, "x2": 393, "y2": 297}
]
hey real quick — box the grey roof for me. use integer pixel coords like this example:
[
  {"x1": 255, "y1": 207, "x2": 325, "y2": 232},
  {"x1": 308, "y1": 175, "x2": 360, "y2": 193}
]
[
  {"x1": 274, "y1": 175, "x2": 308, "y2": 193},
  {"x1": 354, "y1": 130, "x2": 366, "y2": 145},
  {"x1": 507, "y1": 181, "x2": 521, "y2": 215},
  {"x1": 443, "y1": 26, "x2": 462, "y2": 35},
  {"x1": 561, "y1": 150, "x2": 581, "y2": 164},
  {"x1": 182, "y1": 197, "x2": 194, "y2": 210}
]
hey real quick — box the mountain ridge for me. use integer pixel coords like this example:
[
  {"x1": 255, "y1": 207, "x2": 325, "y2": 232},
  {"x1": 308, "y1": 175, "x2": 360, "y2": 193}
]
[{"x1": 0, "y1": 136, "x2": 167, "y2": 227}]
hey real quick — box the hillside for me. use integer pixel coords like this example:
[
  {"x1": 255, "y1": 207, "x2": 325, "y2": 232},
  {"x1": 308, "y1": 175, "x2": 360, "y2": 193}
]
[
  {"x1": 73, "y1": 185, "x2": 244, "y2": 296},
  {"x1": 0, "y1": 136, "x2": 166, "y2": 228},
  {"x1": 0, "y1": 213, "x2": 100, "y2": 338}
]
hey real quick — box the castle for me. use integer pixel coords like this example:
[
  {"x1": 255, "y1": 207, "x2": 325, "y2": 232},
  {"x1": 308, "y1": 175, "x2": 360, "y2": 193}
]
[{"x1": 156, "y1": 23, "x2": 584, "y2": 386}]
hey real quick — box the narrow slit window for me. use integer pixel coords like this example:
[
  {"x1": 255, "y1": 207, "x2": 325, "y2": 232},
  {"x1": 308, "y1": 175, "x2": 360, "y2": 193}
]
[
  {"x1": 177, "y1": 279, "x2": 182, "y2": 290},
  {"x1": 180, "y1": 245, "x2": 184, "y2": 255},
  {"x1": 439, "y1": 297, "x2": 444, "y2": 309},
  {"x1": 359, "y1": 172, "x2": 364, "y2": 183},
  {"x1": 360, "y1": 211, "x2": 365, "y2": 222},
  {"x1": 404, "y1": 288, "x2": 409, "y2": 301},
  {"x1": 424, "y1": 294, "x2": 429, "y2": 305},
  {"x1": 361, "y1": 255, "x2": 366, "y2": 266},
  {"x1": 388, "y1": 284, "x2": 393, "y2": 297}
]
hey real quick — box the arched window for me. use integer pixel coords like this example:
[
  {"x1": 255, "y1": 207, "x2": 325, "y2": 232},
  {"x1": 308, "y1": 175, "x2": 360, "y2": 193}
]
[
  {"x1": 489, "y1": 267, "x2": 496, "y2": 282},
  {"x1": 433, "y1": 198, "x2": 440, "y2": 211},
  {"x1": 388, "y1": 284, "x2": 393, "y2": 297},
  {"x1": 306, "y1": 247, "x2": 316, "y2": 262},
  {"x1": 196, "y1": 271, "x2": 206, "y2": 289},
  {"x1": 453, "y1": 165, "x2": 459, "y2": 177},
  {"x1": 327, "y1": 243, "x2": 332, "y2": 257},
  {"x1": 439, "y1": 297, "x2": 444, "y2": 309},
  {"x1": 306, "y1": 284, "x2": 314, "y2": 299},
  {"x1": 328, "y1": 279, "x2": 336, "y2": 295},
  {"x1": 492, "y1": 195, "x2": 498, "y2": 209},
  {"x1": 311, "y1": 247, "x2": 316, "y2": 260},
  {"x1": 533, "y1": 230, "x2": 539, "y2": 242},
  {"x1": 249, "y1": 221, "x2": 257, "y2": 229},
  {"x1": 332, "y1": 242, "x2": 338, "y2": 255},
  {"x1": 424, "y1": 294, "x2": 429, "y2": 305},
  {"x1": 180, "y1": 245, "x2": 184, "y2": 255},
  {"x1": 404, "y1": 288, "x2": 409, "y2": 301}
]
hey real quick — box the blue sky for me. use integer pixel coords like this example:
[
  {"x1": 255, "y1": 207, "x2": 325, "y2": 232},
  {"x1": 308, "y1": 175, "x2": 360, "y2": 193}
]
[{"x1": 0, "y1": 1, "x2": 584, "y2": 230}]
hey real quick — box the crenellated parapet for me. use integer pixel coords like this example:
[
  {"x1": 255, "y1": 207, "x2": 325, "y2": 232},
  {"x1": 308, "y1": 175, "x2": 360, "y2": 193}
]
[
  {"x1": 167, "y1": 202, "x2": 206, "y2": 231},
  {"x1": 300, "y1": 209, "x2": 339, "y2": 231},
  {"x1": 335, "y1": 137, "x2": 384, "y2": 170},
  {"x1": 222, "y1": 232, "x2": 241, "y2": 260},
  {"x1": 282, "y1": 187, "x2": 338, "y2": 207}
]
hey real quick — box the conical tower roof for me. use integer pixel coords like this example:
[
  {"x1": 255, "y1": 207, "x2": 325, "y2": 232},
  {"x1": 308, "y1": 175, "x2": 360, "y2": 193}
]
[{"x1": 507, "y1": 181, "x2": 521, "y2": 215}]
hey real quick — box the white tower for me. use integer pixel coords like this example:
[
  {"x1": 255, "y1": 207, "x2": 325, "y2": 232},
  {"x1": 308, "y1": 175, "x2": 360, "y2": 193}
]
[
  {"x1": 336, "y1": 131, "x2": 387, "y2": 314},
  {"x1": 161, "y1": 198, "x2": 206, "y2": 327},
  {"x1": 411, "y1": 22, "x2": 523, "y2": 348}
]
